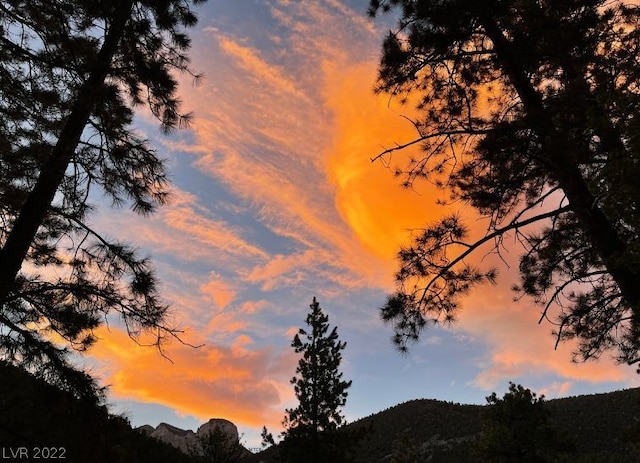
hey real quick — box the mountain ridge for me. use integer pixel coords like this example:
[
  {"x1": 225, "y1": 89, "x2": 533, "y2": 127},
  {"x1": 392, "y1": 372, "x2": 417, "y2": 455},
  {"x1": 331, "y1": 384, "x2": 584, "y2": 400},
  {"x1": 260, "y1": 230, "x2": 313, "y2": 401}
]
[{"x1": 245, "y1": 387, "x2": 640, "y2": 462}]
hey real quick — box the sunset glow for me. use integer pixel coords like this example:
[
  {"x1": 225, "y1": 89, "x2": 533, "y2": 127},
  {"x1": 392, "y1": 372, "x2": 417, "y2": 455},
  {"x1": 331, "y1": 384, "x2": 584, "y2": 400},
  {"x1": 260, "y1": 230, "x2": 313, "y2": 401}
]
[{"x1": 86, "y1": 0, "x2": 640, "y2": 447}]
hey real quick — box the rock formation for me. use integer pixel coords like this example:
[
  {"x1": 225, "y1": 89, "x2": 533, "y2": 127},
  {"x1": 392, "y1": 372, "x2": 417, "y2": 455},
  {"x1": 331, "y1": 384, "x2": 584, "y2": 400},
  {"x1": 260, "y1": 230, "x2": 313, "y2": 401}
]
[
  {"x1": 137, "y1": 418, "x2": 241, "y2": 456},
  {"x1": 198, "y1": 418, "x2": 239, "y2": 442}
]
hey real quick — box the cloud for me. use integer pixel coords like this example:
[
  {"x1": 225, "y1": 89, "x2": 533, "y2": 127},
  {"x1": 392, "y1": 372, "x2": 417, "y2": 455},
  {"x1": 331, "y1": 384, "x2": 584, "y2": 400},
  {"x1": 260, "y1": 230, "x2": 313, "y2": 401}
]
[
  {"x1": 95, "y1": 186, "x2": 268, "y2": 270},
  {"x1": 538, "y1": 381, "x2": 573, "y2": 399},
  {"x1": 238, "y1": 299, "x2": 269, "y2": 315},
  {"x1": 246, "y1": 251, "x2": 313, "y2": 291},
  {"x1": 85, "y1": 2, "x2": 410, "y2": 427},
  {"x1": 161, "y1": 188, "x2": 267, "y2": 258},
  {"x1": 321, "y1": 59, "x2": 450, "y2": 265},
  {"x1": 216, "y1": 34, "x2": 308, "y2": 101},
  {"x1": 174, "y1": 5, "x2": 394, "y2": 291},
  {"x1": 200, "y1": 274, "x2": 237, "y2": 311},
  {"x1": 90, "y1": 327, "x2": 296, "y2": 428},
  {"x1": 458, "y1": 253, "x2": 640, "y2": 390}
]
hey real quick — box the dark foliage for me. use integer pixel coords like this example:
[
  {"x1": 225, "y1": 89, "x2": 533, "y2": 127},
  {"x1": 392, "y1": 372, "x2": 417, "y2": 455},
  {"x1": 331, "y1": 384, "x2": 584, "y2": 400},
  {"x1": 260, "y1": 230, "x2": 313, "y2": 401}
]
[
  {"x1": 348, "y1": 398, "x2": 481, "y2": 463},
  {"x1": 262, "y1": 297, "x2": 361, "y2": 463},
  {"x1": 474, "y1": 383, "x2": 576, "y2": 462},
  {"x1": 369, "y1": 1, "x2": 640, "y2": 364},
  {"x1": 286, "y1": 298, "x2": 351, "y2": 433},
  {"x1": 0, "y1": 360, "x2": 196, "y2": 463},
  {"x1": 247, "y1": 386, "x2": 640, "y2": 463},
  {"x1": 0, "y1": 0, "x2": 205, "y2": 398},
  {"x1": 191, "y1": 425, "x2": 245, "y2": 463}
]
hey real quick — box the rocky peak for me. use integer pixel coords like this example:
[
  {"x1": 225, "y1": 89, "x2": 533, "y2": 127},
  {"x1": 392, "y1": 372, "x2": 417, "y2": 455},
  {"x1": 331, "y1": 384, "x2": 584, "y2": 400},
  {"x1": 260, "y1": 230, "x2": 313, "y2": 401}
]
[
  {"x1": 197, "y1": 418, "x2": 239, "y2": 441},
  {"x1": 137, "y1": 418, "x2": 240, "y2": 456}
]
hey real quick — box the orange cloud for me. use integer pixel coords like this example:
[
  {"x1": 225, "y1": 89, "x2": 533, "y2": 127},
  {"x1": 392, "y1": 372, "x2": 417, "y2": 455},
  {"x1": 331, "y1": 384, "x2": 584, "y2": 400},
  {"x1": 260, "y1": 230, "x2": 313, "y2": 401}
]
[
  {"x1": 285, "y1": 326, "x2": 299, "y2": 339},
  {"x1": 538, "y1": 381, "x2": 573, "y2": 399},
  {"x1": 203, "y1": 311, "x2": 246, "y2": 337},
  {"x1": 91, "y1": 327, "x2": 296, "y2": 428},
  {"x1": 246, "y1": 250, "x2": 316, "y2": 291},
  {"x1": 161, "y1": 189, "x2": 268, "y2": 260},
  {"x1": 238, "y1": 300, "x2": 269, "y2": 315},
  {"x1": 313, "y1": 20, "x2": 640, "y2": 392},
  {"x1": 458, "y1": 250, "x2": 640, "y2": 390},
  {"x1": 176, "y1": 23, "x2": 393, "y2": 291},
  {"x1": 200, "y1": 275, "x2": 236, "y2": 311},
  {"x1": 216, "y1": 35, "x2": 308, "y2": 101},
  {"x1": 322, "y1": 59, "x2": 449, "y2": 265},
  {"x1": 95, "y1": 187, "x2": 268, "y2": 267}
]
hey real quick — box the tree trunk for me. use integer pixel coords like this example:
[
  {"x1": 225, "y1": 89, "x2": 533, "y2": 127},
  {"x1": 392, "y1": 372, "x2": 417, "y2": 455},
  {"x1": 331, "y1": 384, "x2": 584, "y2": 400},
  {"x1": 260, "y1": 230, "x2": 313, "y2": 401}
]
[
  {"x1": 0, "y1": 1, "x2": 134, "y2": 306},
  {"x1": 480, "y1": 15, "x2": 640, "y2": 338}
]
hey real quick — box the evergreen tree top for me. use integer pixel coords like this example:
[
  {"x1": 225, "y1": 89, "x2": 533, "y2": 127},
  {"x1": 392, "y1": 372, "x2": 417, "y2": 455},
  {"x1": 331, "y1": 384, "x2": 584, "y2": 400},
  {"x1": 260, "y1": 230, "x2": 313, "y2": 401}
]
[{"x1": 271, "y1": 297, "x2": 355, "y2": 462}]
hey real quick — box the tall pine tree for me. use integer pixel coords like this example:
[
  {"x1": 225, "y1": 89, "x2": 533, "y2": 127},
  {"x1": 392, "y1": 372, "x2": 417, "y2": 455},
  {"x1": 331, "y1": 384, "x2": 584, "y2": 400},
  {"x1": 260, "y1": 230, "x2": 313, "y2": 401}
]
[
  {"x1": 273, "y1": 297, "x2": 353, "y2": 463},
  {"x1": 0, "y1": 0, "x2": 205, "y2": 398},
  {"x1": 369, "y1": 1, "x2": 640, "y2": 365}
]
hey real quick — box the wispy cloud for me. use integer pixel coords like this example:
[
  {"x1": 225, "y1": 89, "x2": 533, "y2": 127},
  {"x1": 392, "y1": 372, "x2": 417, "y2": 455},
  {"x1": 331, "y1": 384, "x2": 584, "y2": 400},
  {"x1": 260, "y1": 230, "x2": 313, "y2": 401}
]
[
  {"x1": 179, "y1": 5, "x2": 395, "y2": 292},
  {"x1": 200, "y1": 274, "x2": 237, "y2": 311},
  {"x1": 215, "y1": 34, "x2": 309, "y2": 101}
]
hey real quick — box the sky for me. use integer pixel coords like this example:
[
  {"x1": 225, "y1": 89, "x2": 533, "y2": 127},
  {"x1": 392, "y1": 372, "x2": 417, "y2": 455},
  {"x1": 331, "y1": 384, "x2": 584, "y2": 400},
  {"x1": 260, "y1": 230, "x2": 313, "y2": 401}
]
[{"x1": 83, "y1": 0, "x2": 640, "y2": 448}]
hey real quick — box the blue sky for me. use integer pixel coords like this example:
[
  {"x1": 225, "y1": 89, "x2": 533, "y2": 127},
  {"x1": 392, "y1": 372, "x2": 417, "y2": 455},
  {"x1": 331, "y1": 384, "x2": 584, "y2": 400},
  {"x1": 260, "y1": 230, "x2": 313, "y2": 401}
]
[{"x1": 85, "y1": 0, "x2": 640, "y2": 448}]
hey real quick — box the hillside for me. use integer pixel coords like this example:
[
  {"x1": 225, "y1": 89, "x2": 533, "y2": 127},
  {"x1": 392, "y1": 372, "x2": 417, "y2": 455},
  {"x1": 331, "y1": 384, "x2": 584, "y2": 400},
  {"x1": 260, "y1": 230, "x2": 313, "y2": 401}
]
[
  {"x1": 246, "y1": 387, "x2": 640, "y2": 462},
  {"x1": 0, "y1": 361, "x2": 195, "y2": 463}
]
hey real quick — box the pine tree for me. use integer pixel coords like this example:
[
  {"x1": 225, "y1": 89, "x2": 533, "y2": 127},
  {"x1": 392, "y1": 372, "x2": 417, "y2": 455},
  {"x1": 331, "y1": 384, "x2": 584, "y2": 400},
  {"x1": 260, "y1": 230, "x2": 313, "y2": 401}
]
[
  {"x1": 475, "y1": 383, "x2": 575, "y2": 462},
  {"x1": 0, "y1": 0, "x2": 205, "y2": 398},
  {"x1": 369, "y1": 1, "x2": 640, "y2": 365},
  {"x1": 279, "y1": 297, "x2": 353, "y2": 463}
]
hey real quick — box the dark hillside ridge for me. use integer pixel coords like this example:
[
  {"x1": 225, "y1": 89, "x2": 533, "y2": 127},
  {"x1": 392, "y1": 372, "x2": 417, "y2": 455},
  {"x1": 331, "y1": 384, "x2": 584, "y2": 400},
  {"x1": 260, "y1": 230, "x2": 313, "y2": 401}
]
[
  {"x1": 0, "y1": 361, "x2": 194, "y2": 463},
  {"x1": 348, "y1": 398, "x2": 482, "y2": 462},
  {"x1": 545, "y1": 387, "x2": 640, "y2": 458},
  {"x1": 246, "y1": 388, "x2": 640, "y2": 462}
]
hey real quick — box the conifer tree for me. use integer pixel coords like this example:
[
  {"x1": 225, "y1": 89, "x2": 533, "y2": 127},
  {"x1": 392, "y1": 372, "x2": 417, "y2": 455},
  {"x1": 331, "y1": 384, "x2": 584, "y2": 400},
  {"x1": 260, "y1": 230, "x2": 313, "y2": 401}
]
[
  {"x1": 475, "y1": 383, "x2": 575, "y2": 462},
  {"x1": 276, "y1": 297, "x2": 354, "y2": 463},
  {"x1": 0, "y1": 0, "x2": 205, "y2": 398},
  {"x1": 369, "y1": 0, "x2": 640, "y2": 365}
]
